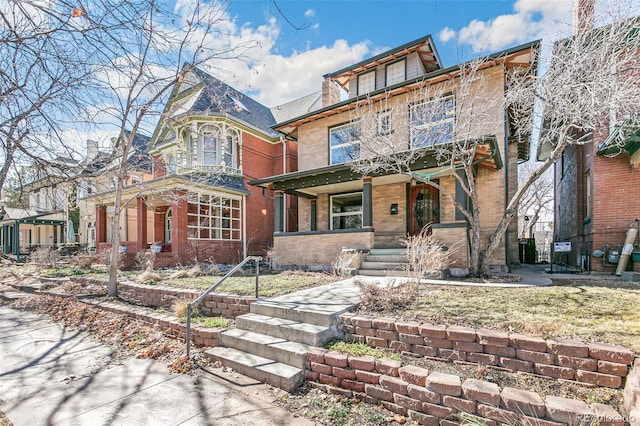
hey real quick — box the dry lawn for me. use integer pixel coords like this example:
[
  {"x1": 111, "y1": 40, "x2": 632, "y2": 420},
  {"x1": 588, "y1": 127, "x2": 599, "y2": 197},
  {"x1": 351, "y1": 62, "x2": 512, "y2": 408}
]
[{"x1": 358, "y1": 278, "x2": 640, "y2": 352}]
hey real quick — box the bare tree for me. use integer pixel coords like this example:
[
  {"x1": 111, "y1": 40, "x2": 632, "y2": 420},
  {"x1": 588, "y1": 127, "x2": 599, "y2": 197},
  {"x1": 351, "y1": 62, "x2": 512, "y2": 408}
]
[
  {"x1": 349, "y1": 1, "x2": 640, "y2": 276},
  {"x1": 0, "y1": 0, "x2": 99, "y2": 200},
  {"x1": 350, "y1": 56, "x2": 520, "y2": 276},
  {"x1": 73, "y1": 0, "x2": 259, "y2": 296},
  {"x1": 517, "y1": 162, "x2": 553, "y2": 239}
]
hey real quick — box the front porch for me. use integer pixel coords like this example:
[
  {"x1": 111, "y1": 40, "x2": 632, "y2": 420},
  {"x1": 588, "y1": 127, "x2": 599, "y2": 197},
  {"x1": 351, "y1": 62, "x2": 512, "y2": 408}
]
[{"x1": 90, "y1": 176, "x2": 249, "y2": 268}]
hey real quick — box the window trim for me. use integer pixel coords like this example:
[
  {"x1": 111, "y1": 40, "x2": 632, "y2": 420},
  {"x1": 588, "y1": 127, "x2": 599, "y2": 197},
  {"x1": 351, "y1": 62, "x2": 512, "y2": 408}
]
[
  {"x1": 409, "y1": 93, "x2": 455, "y2": 149},
  {"x1": 329, "y1": 121, "x2": 361, "y2": 165},
  {"x1": 357, "y1": 70, "x2": 376, "y2": 95},
  {"x1": 330, "y1": 192, "x2": 363, "y2": 230},
  {"x1": 385, "y1": 59, "x2": 406, "y2": 87},
  {"x1": 186, "y1": 192, "x2": 241, "y2": 241}
]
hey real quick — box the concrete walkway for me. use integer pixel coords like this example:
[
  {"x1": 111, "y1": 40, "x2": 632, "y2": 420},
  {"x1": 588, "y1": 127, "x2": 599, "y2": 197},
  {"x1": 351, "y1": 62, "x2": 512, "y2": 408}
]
[{"x1": 0, "y1": 306, "x2": 313, "y2": 426}]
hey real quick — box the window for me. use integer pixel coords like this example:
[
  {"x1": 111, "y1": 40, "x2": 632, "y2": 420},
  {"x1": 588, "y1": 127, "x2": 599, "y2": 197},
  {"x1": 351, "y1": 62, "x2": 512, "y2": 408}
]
[
  {"x1": 110, "y1": 177, "x2": 116, "y2": 189},
  {"x1": 410, "y1": 94, "x2": 455, "y2": 148},
  {"x1": 187, "y1": 192, "x2": 241, "y2": 240},
  {"x1": 377, "y1": 110, "x2": 392, "y2": 135},
  {"x1": 222, "y1": 135, "x2": 234, "y2": 167},
  {"x1": 584, "y1": 170, "x2": 592, "y2": 220},
  {"x1": 331, "y1": 193, "x2": 363, "y2": 230},
  {"x1": 131, "y1": 175, "x2": 142, "y2": 184},
  {"x1": 386, "y1": 60, "x2": 405, "y2": 86},
  {"x1": 357, "y1": 71, "x2": 375, "y2": 95},
  {"x1": 202, "y1": 130, "x2": 218, "y2": 166},
  {"x1": 165, "y1": 209, "x2": 172, "y2": 243},
  {"x1": 330, "y1": 122, "x2": 361, "y2": 165}
]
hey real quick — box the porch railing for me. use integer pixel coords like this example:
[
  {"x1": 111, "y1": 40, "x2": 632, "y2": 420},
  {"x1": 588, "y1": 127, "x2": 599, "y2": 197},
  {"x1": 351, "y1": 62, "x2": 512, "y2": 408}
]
[{"x1": 185, "y1": 255, "x2": 261, "y2": 357}]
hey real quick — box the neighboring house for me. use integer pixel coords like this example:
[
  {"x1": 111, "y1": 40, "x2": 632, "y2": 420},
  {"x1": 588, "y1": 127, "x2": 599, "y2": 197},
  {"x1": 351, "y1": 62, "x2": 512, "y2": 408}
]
[
  {"x1": 86, "y1": 66, "x2": 318, "y2": 267},
  {"x1": 0, "y1": 158, "x2": 77, "y2": 258},
  {"x1": 78, "y1": 134, "x2": 151, "y2": 251},
  {"x1": 250, "y1": 35, "x2": 539, "y2": 271},
  {"x1": 543, "y1": 11, "x2": 640, "y2": 274}
]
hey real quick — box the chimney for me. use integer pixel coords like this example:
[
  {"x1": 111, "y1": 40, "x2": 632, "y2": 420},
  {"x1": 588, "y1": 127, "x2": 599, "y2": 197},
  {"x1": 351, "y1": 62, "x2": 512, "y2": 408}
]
[
  {"x1": 573, "y1": 0, "x2": 595, "y2": 35},
  {"x1": 322, "y1": 76, "x2": 340, "y2": 108},
  {"x1": 86, "y1": 139, "x2": 98, "y2": 161}
]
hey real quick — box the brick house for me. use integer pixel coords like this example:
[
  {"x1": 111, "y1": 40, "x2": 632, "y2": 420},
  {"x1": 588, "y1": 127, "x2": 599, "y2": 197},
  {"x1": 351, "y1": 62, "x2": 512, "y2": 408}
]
[
  {"x1": 250, "y1": 36, "x2": 539, "y2": 271},
  {"x1": 88, "y1": 67, "x2": 318, "y2": 267},
  {"x1": 542, "y1": 8, "x2": 640, "y2": 274}
]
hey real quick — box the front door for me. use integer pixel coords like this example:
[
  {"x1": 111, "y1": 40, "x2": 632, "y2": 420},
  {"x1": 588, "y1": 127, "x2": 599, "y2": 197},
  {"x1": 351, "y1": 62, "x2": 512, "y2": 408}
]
[{"x1": 408, "y1": 182, "x2": 439, "y2": 235}]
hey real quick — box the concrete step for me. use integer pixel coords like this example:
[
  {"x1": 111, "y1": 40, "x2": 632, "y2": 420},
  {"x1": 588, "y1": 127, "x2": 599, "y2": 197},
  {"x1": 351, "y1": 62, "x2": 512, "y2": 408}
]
[
  {"x1": 360, "y1": 261, "x2": 409, "y2": 271},
  {"x1": 204, "y1": 346, "x2": 303, "y2": 392},
  {"x1": 358, "y1": 269, "x2": 413, "y2": 277},
  {"x1": 364, "y1": 254, "x2": 408, "y2": 263},
  {"x1": 369, "y1": 248, "x2": 406, "y2": 256},
  {"x1": 219, "y1": 328, "x2": 312, "y2": 369},
  {"x1": 235, "y1": 313, "x2": 337, "y2": 346},
  {"x1": 250, "y1": 301, "x2": 336, "y2": 327}
]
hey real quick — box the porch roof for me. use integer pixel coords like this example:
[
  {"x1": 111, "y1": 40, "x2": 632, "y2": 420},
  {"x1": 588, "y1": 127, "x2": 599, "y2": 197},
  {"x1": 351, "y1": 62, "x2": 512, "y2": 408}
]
[
  {"x1": 596, "y1": 120, "x2": 640, "y2": 165},
  {"x1": 249, "y1": 135, "x2": 501, "y2": 198},
  {"x1": 85, "y1": 173, "x2": 249, "y2": 206},
  {"x1": 0, "y1": 210, "x2": 65, "y2": 226}
]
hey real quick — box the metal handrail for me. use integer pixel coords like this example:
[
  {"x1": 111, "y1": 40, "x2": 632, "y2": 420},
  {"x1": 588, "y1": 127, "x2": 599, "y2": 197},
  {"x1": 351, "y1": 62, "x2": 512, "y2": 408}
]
[{"x1": 186, "y1": 255, "x2": 261, "y2": 357}]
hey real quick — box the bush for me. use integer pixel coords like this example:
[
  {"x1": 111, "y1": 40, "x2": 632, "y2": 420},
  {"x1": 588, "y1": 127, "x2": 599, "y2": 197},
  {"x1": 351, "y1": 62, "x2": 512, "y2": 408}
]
[
  {"x1": 357, "y1": 279, "x2": 418, "y2": 313},
  {"x1": 403, "y1": 225, "x2": 454, "y2": 280}
]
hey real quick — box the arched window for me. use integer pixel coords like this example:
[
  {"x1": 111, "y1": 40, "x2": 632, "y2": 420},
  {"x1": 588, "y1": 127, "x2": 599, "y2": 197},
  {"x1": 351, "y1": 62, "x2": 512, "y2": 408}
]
[{"x1": 165, "y1": 208, "x2": 172, "y2": 243}]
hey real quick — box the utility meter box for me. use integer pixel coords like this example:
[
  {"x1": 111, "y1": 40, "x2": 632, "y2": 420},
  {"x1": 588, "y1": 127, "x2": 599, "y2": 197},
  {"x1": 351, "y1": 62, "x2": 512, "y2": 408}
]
[{"x1": 608, "y1": 250, "x2": 620, "y2": 264}]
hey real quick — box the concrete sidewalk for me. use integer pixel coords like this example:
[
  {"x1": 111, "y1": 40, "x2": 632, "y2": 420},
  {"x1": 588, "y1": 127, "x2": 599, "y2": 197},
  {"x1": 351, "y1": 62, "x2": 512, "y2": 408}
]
[{"x1": 0, "y1": 306, "x2": 313, "y2": 426}]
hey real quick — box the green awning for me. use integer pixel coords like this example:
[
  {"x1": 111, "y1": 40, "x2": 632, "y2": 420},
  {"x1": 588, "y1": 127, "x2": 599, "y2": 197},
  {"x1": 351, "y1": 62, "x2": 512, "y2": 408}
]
[{"x1": 597, "y1": 121, "x2": 640, "y2": 164}]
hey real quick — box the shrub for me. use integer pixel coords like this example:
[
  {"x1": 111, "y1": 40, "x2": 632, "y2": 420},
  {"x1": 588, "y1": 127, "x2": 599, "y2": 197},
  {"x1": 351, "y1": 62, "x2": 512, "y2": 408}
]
[
  {"x1": 331, "y1": 249, "x2": 359, "y2": 277},
  {"x1": 357, "y1": 279, "x2": 418, "y2": 313},
  {"x1": 403, "y1": 225, "x2": 455, "y2": 280}
]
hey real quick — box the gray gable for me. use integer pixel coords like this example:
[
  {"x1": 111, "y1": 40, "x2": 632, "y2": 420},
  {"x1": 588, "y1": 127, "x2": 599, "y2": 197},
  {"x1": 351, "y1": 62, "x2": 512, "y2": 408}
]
[{"x1": 189, "y1": 68, "x2": 279, "y2": 137}]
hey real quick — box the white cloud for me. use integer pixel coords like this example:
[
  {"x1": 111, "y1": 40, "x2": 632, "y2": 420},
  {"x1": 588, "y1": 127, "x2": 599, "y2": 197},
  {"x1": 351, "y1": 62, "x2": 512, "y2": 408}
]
[
  {"x1": 438, "y1": 27, "x2": 457, "y2": 43},
  {"x1": 442, "y1": 0, "x2": 573, "y2": 53},
  {"x1": 304, "y1": 9, "x2": 315, "y2": 18}
]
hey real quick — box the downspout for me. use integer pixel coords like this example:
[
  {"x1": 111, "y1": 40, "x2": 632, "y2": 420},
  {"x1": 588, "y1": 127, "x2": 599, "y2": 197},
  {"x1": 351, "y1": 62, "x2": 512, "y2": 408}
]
[
  {"x1": 503, "y1": 76, "x2": 511, "y2": 272},
  {"x1": 242, "y1": 194, "x2": 247, "y2": 258},
  {"x1": 281, "y1": 136, "x2": 287, "y2": 232}
]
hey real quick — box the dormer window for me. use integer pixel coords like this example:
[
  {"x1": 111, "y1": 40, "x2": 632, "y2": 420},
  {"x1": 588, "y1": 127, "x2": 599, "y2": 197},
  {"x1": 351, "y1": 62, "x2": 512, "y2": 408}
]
[
  {"x1": 386, "y1": 59, "x2": 406, "y2": 86},
  {"x1": 357, "y1": 71, "x2": 375, "y2": 95}
]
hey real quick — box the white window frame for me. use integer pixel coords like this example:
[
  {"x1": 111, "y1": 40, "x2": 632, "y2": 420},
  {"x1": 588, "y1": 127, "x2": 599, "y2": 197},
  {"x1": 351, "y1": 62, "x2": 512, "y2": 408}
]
[
  {"x1": 330, "y1": 122, "x2": 361, "y2": 165},
  {"x1": 186, "y1": 192, "x2": 241, "y2": 241},
  {"x1": 357, "y1": 70, "x2": 375, "y2": 95},
  {"x1": 410, "y1": 94, "x2": 455, "y2": 149},
  {"x1": 330, "y1": 192, "x2": 363, "y2": 230},
  {"x1": 165, "y1": 209, "x2": 172, "y2": 243},
  {"x1": 386, "y1": 59, "x2": 405, "y2": 86}
]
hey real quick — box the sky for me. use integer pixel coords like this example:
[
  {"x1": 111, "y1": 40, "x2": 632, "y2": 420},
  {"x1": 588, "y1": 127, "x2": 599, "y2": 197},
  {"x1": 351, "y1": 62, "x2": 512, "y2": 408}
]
[
  {"x1": 211, "y1": 0, "x2": 577, "y2": 107},
  {"x1": 63, "y1": 0, "x2": 640, "y2": 148}
]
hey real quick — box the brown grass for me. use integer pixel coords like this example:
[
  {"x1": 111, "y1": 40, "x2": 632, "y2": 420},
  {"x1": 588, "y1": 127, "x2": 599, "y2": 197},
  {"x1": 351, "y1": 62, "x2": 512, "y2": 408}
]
[{"x1": 357, "y1": 278, "x2": 640, "y2": 352}]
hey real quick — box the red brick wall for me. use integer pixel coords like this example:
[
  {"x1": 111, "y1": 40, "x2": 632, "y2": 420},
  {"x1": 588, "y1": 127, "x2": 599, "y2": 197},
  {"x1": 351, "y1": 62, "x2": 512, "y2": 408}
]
[
  {"x1": 591, "y1": 137, "x2": 640, "y2": 272},
  {"x1": 341, "y1": 313, "x2": 634, "y2": 389},
  {"x1": 242, "y1": 133, "x2": 298, "y2": 255},
  {"x1": 307, "y1": 347, "x2": 628, "y2": 425}
]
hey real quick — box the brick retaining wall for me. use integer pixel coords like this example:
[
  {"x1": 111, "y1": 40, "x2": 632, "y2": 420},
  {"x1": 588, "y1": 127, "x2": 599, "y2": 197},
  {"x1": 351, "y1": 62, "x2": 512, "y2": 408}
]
[
  {"x1": 341, "y1": 313, "x2": 635, "y2": 389},
  {"x1": 82, "y1": 299, "x2": 222, "y2": 347},
  {"x1": 307, "y1": 347, "x2": 627, "y2": 426},
  {"x1": 115, "y1": 281, "x2": 255, "y2": 318},
  {"x1": 625, "y1": 359, "x2": 640, "y2": 426}
]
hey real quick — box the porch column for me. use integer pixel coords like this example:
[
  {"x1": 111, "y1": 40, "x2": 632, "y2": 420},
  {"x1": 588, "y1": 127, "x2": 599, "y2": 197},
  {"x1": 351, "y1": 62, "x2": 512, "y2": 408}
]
[
  {"x1": 310, "y1": 199, "x2": 317, "y2": 231},
  {"x1": 12, "y1": 222, "x2": 20, "y2": 255},
  {"x1": 154, "y1": 206, "x2": 167, "y2": 243},
  {"x1": 96, "y1": 205, "x2": 107, "y2": 244},
  {"x1": 274, "y1": 190, "x2": 284, "y2": 233},
  {"x1": 136, "y1": 196, "x2": 147, "y2": 251},
  {"x1": 363, "y1": 176, "x2": 373, "y2": 228},
  {"x1": 171, "y1": 189, "x2": 188, "y2": 256}
]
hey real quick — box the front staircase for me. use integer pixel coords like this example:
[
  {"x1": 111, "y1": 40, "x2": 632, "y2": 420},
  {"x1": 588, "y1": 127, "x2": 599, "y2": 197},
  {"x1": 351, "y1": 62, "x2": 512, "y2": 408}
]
[
  {"x1": 358, "y1": 248, "x2": 411, "y2": 277},
  {"x1": 204, "y1": 279, "x2": 361, "y2": 391}
]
